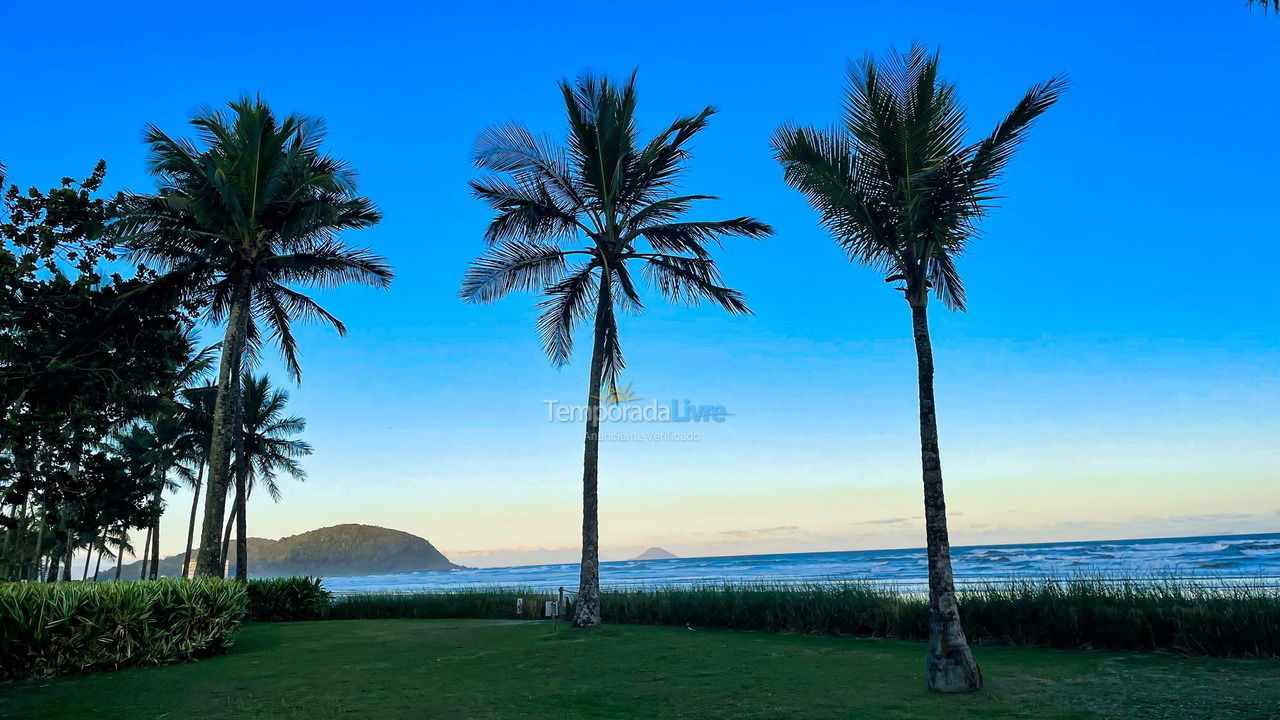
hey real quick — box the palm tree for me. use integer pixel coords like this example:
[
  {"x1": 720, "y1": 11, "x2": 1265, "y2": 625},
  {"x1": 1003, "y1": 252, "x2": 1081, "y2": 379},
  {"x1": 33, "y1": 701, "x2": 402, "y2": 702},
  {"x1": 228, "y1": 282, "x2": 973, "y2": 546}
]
[
  {"x1": 111, "y1": 526, "x2": 134, "y2": 581},
  {"x1": 116, "y1": 98, "x2": 393, "y2": 577},
  {"x1": 105, "y1": 334, "x2": 215, "y2": 580},
  {"x1": 461, "y1": 72, "x2": 771, "y2": 627},
  {"x1": 772, "y1": 46, "x2": 1064, "y2": 692},
  {"x1": 110, "y1": 416, "x2": 188, "y2": 580},
  {"x1": 107, "y1": 425, "x2": 160, "y2": 579},
  {"x1": 225, "y1": 373, "x2": 311, "y2": 580},
  {"x1": 178, "y1": 386, "x2": 216, "y2": 577}
]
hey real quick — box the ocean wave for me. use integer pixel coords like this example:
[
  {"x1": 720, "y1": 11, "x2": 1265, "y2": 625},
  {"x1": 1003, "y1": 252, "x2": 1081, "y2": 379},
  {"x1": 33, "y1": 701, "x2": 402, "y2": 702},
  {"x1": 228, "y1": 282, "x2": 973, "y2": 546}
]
[{"x1": 322, "y1": 532, "x2": 1280, "y2": 593}]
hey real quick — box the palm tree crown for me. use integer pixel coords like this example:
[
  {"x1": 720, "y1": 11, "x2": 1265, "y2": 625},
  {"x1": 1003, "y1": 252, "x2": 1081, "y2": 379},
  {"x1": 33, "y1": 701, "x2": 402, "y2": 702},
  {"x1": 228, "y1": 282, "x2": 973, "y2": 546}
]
[
  {"x1": 461, "y1": 72, "x2": 772, "y2": 386},
  {"x1": 772, "y1": 46, "x2": 1065, "y2": 310},
  {"x1": 116, "y1": 97, "x2": 394, "y2": 378},
  {"x1": 239, "y1": 373, "x2": 311, "y2": 502}
]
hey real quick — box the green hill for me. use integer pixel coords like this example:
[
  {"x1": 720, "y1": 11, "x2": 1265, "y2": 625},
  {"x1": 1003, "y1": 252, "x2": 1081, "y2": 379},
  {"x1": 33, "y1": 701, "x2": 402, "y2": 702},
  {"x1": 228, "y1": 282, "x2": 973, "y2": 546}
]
[{"x1": 102, "y1": 524, "x2": 460, "y2": 579}]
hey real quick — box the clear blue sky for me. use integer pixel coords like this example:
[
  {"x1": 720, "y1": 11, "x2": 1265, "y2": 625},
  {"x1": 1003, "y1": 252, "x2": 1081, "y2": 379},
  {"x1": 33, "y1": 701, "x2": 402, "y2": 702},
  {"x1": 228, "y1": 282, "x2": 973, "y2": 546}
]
[{"x1": 4, "y1": 1, "x2": 1277, "y2": 566}]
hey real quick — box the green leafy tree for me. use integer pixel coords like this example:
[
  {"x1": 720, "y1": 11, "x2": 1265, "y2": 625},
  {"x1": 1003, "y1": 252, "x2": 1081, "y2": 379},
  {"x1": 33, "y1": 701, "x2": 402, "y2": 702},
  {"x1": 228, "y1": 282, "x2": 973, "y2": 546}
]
[
  {"x1": 461, "y1": 72, "x2": 771, "y2": 626},
  {"x1": 0, "y1": 163, "x2": 194, "y2": 581},
  {"x1": 772, "y1": 46, "x2": 1064, "y2": 692},
  {"x1": 115, "y1": 99, "x2": 393, "y2": 577}
]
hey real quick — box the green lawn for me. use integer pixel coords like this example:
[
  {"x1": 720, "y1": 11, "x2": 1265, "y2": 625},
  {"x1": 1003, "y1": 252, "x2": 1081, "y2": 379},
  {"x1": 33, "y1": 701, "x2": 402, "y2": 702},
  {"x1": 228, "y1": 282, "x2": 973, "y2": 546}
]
[{"x1": 3, "y1": 620, "x2": 1279, "y2": 719}]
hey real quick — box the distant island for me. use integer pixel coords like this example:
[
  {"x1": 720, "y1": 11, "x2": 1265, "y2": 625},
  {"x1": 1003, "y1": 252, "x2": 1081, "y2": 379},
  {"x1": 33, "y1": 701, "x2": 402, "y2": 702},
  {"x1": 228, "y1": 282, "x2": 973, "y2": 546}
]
[
  {"x1": 631, "y1": 547, "x2": 678, "y2": 561},
  {"x1": 102, "y1": 524, "x2": 461, "y2": 579}
]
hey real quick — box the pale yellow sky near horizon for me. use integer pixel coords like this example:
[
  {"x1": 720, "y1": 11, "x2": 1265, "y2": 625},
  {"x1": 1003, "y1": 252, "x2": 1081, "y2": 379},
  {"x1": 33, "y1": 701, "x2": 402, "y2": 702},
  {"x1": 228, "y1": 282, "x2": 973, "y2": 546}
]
[{"x1": 129, "y1": 443, "x2": 1279, "y2": 569}]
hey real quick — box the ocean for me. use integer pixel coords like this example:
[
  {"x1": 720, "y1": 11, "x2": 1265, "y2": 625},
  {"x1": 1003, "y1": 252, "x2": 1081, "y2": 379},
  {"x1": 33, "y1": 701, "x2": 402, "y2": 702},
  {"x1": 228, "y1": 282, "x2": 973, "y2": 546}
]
[{"x1": 324, "y1": 532, "x2": 1280, "y2": 594}]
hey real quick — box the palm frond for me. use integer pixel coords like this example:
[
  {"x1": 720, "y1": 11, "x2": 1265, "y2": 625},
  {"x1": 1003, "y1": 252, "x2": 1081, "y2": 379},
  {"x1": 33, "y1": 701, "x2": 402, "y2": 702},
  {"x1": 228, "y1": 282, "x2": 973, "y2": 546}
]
[
  {"x1": 966, "y1": 76, "x2": 1068, "y2": 202},
  {"x1": 460, "y1": 241, "x2": 570, "y2": 304},
  {"x1": 535, "y1": 262, "x2": 598, "y2": 366},
  {"x1": 636, "y1": 218, "x2": 772, "y2": 258},
  {"x1": 638, "y1": 254, "x2": 751, "y2": 315},
  {"x1": 470, "y1": 176, "x2": 582, "y2": 243}
]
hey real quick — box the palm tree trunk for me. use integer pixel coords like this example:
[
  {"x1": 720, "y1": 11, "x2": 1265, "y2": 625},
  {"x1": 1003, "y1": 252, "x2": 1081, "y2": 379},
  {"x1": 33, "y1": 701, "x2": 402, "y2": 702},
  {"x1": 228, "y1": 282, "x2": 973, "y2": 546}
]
[
  {"x1": 571, "y1": 274, "x2": 612, "y2": 628},
  {"x1": 234, "y1": 463, "x2": 248, "y2": 581},
  {"x1": 62, "y1": 451, "x2": 81, "y2": 582},
  {"x1": 93, "y1": 545, "x2": 103, "y2": 581},
  {"x1": 114, "y1": 526, "x2": 125, "y2": 581},
  {"x1": 220, "y1": 502, "x2": 238, "y2": 572},
  {"x1": 909, "y1": 300, "x2": 982, "y2": 693},
  {"x1": 149, "y1": 517, "x2": 161, "y2": 579},
  {"x1": 195, "y1": 275, "x2": 252, "y2": 577},
  {"x1": 30, "y1": 515, "x2": 44, "y2": 581},
  {"x1": 7, "y1": 492, "x2": 28, "y2": 580},
  {"x1": 182, "y1": 461, "x2": 204, "y2": 578},
  {"x1": 148, "y1": 471, "x2": 164, "y2": 580},
  {"x1": 13, "y1": 495, "x2": 29, "y2": 580},
  {"x1": 2, "y1": 502, "x2": 13, "y2": 577},
  {"x1": 81, "y1": 545, "x2": 92, "y2": 581},
  {"x1": 139, "y1": 526, "x2": 152, "y2": 580},
  {"x1": 61, "y1": 530, "x2": 73, "y2": 582}
]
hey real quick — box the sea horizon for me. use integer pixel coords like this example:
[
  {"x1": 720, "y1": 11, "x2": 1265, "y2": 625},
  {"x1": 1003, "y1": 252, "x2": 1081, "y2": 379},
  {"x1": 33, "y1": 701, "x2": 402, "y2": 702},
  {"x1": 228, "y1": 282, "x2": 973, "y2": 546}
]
[{"x1": 323, "y1": 530, "x2": 1280, "y2": 594}]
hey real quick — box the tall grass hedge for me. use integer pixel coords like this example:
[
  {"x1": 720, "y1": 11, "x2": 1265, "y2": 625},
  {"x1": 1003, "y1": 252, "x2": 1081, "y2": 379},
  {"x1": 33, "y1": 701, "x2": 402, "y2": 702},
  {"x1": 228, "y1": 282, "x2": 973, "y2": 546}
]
[
  {"x1": 326, "y1": 587, "x2": 552, "y2": 621},
  {"x1": 0, "y1": 578, "x2": 247, "y2": 680},
  {"x1": 324, "y1": 578, "x2": 1280, "y2": 658}
]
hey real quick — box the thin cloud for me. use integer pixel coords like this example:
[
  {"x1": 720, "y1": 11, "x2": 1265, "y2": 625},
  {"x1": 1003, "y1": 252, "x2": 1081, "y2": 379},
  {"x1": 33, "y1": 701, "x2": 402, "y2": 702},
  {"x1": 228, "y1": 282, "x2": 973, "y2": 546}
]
[
  {"x1": 855, "y1": 516, "x2": 918, "y2": 526},
  {"x1": 717, "y1": 525, "x2": 801, "y2": 539}
]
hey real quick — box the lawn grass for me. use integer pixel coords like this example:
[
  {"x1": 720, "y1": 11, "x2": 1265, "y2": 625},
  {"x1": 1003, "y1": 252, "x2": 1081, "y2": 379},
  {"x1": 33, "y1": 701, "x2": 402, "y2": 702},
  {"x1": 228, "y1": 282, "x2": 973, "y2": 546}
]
[{"x1": 3, "y1": 619, "x2": 1279, "y2": 719}]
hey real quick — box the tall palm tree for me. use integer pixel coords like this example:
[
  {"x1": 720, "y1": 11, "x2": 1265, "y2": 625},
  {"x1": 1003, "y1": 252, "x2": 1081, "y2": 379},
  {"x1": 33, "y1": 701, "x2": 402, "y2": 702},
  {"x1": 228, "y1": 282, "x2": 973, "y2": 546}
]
[
  {"x1": 461, "y1": 72, "x2": 771, "y2": 627},
  {"x1": 110, "y1": 416, "x2": 188, "y2": 580},
  {"x1": 226, "y1": 373, "x2": 311, "y2": 580},
  {"x1": 111, "y1": 527, "x2": 134, "y2": 581},
  {"x1": 116, "y1": 98, "x2": 393, "y2": 577},
  {"x1": 178, "y1": 386, "x2": 216, "y2": 577},
  {"x1": 772, "y1": 46, "x2": 1064, "y2": 692}
]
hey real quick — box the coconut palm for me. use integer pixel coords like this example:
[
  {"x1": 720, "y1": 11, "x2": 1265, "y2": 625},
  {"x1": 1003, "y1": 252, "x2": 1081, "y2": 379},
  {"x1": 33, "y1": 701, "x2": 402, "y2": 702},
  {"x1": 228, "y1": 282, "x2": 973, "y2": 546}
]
[
  {"x1": 225, "y1": 372, "x2": 311, "y2": 580},
  {"x1": 128, "y1": 333, "x2": 216, "y2": 579},
  {"x1": 110, "y1": 527, "x2": 134, "y2": 581},
  {"x1": 178, "y1": 385, "x2": 216, "y2": 577},
  {"x1": 461, "y1": 72, "x2": 771, "y2": 627},
  {"x1": 110, "y1": 415, "x2": 190, "y2": 580},
  {"x1": 115, "y1": 98, "x2": 393, "y2": 577},
  {"x1": 772, "y1": 46, "x2": 1064, "y2": 692}
]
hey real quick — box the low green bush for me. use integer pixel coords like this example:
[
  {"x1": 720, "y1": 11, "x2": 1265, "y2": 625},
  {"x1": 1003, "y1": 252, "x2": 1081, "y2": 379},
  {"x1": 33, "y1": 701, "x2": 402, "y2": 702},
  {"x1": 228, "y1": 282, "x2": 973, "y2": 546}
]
[
  {"x1": 0, "y1": 578, "x2": 247, "y2": 680},
  {"x1": 246, "y1": 577, "x2": 332, "y2": 621}
]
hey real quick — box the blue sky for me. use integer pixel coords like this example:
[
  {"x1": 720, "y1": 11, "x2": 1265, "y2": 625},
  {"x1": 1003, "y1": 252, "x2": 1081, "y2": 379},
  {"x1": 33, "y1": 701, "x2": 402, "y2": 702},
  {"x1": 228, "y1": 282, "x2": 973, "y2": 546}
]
[{"x1": 4, "y1": 1, "x2": 1277, "y2": 566}]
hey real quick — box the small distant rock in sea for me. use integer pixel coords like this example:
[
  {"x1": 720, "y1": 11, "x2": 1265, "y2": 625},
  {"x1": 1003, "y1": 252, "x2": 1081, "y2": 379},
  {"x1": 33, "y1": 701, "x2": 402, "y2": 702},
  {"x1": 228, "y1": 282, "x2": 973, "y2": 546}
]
[{"x1": 632, "y1": 547, "x2": 678, "y2": 561}]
